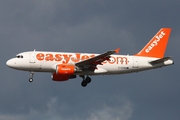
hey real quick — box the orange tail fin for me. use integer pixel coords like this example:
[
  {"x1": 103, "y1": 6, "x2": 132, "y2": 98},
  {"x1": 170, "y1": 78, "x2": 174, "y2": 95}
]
[{"x1": 135, "y1": 28, "x2": 171, "y2": 58}]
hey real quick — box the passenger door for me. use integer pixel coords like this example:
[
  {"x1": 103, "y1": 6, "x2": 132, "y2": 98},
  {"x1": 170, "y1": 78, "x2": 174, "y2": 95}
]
[
  {"x1": 133, "y1": 57, "x2": 138, "y2": 68},
  {"x1": 29, "y1": 51, "x2": 35, "y2": 63}
]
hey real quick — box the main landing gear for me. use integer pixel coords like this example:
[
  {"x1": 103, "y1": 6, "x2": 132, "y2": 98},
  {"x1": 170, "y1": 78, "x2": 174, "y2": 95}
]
[
  {"x1": 28, "y1": 72, "x2": 91, "y2": 87},
  {"x1": 80, "y1": 75, "x2": 91, "y2": 87},
  {"x1": 29, "y1": 72, "x2": 34, "y2": 82}
]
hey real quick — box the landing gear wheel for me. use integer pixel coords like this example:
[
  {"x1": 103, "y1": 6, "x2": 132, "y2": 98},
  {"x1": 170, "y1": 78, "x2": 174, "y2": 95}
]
[
  {"x1": 80, "y1": 76, "x2": 92, "y2": 87},
  {"x1": 29, "y1": 78, "x2": 33, "y2": 82},
  {"x1": 81, "y1": 81, "x2": 87, "y2": 87},
  {"x1": 29, "y1": 72, "x2": 34, "y2": 82},
  {"x1": 86, "y1": 77, "x2": 91, "y2": 83}
]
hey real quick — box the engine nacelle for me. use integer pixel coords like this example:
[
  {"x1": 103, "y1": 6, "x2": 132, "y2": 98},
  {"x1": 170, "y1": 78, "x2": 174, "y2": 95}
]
[
  {"x1": 52, "y1": 73, "x2": 69, "y2": 81},
  {"x1": 52, "y1": 64, "x2": 77, "y2": 81},
  {"x1": 52, "y1": 73, "x2": 77, "y2": 81},
  {"x1": 56, "y1": 64, "x2": 75, "y2": 75}
]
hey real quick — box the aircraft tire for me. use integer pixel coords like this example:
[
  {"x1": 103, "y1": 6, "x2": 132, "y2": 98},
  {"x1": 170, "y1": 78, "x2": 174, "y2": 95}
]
[
  {"x1": 81, "y1": 81, "x2": 87, "y2": 87},
  {"x1": 86, "y1": 77, "x2": 91, "y2": 83},
  {"x1": 29, "y1": 78, "x2": 33, "y2": 82}
]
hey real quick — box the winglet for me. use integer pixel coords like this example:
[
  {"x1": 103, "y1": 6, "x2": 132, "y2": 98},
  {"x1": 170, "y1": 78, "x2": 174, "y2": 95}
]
[
  {"x1": 135, "y1": 28, "x2": 171, "y2": 58},
  {"x1": 115, "y1": 48, "x2": 120, "y2": 53}
]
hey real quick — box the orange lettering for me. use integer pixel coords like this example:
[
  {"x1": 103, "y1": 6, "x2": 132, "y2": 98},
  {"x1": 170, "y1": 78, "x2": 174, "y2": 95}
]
[
  {"x1": 71, "y1": 53, "x2": 81, "y2": 63},
  {"x1": 102, "y1": 61, "x2": 107, "y2": 64},
  {"x1": 36, "y1": 53, "x2": 44, "y2": 61},
  {"x1": 36, "y1": 53, "x2": 129, "y2": 65},
  {"x1": 108, "y1": 56, "x2": 116, "y2": 64},
  {"x1": 81, "y1": 55, "x2": 89, "y2": 61},
  {"x1": 45, "y1": 54, "x2": 54, "y2": 61},
  {"x1": 62, "y1": 54, "x2": 72, "y2": 64},
  {"x1": 89, "y1": 54, "x2": 95, "y2": 58},
  {"x1": 117, "y1": 57, "x2": 128, "y2": 64},
  {"x1": 55, "y1": 54, "x2": 62, "y2": 62}
]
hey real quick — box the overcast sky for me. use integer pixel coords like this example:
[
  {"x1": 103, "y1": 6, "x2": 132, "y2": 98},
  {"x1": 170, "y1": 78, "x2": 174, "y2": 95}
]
[{"x1": 1, "y1": 0, "x2": 180, "y2": 120}]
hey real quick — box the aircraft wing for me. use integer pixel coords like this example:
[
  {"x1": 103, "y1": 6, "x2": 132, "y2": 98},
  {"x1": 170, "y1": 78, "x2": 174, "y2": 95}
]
[{"x1": 75, "y1": 48, "x2": 120, "y2": 70}]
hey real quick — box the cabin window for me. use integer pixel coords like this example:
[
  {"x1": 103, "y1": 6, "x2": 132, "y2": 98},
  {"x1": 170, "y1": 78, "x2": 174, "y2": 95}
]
[{"x1": 16, "y1": 55, "x2": 23, "y2": 58}]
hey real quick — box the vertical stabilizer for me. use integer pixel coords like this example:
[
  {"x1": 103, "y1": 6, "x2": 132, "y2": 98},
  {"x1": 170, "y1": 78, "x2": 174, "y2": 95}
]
[{"x1": 135, "y1": 28, "x2": 171, "y2": 58}]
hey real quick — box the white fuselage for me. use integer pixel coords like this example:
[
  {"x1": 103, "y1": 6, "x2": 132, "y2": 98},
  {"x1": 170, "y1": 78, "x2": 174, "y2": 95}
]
[{"x1": 6, "y1": 51, "x2": 173, "y2": 75}]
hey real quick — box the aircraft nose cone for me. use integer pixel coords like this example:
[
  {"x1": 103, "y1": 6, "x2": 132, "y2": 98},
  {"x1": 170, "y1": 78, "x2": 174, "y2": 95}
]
[
  {"x1": 6, "y1": 59, "x2": 14, "y2": 68},
  {"x1": 6, "y1": 60, "x2": 11, "y2": 67}
]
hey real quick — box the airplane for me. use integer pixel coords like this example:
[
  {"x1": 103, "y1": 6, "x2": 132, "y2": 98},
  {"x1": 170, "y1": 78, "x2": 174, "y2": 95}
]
[{"x1": 6, "y1": 28, "x2": 174, "y2": 87}]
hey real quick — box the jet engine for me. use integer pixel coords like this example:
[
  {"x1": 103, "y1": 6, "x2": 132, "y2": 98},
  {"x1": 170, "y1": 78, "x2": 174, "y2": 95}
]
[
  {"x1": 56, "y1": 64, "x2": 75, "y2": 75},
  {"x1": 52, "y1": 64, "x2": 78, "y2": 81}
]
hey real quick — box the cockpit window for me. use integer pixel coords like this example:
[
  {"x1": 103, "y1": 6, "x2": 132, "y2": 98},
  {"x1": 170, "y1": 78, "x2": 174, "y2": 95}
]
[{"x1": 16, "y1": 55, "x2": 23, "y2": 58}]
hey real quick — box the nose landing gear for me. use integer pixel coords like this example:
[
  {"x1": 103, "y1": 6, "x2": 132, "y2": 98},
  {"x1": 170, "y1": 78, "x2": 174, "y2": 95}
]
[
  {"x1": 29, "y1": 72, "x2": 34, "y2": 82},
  {"x1": 80, "y1": 75, "x2": 92, "y2": 87}
]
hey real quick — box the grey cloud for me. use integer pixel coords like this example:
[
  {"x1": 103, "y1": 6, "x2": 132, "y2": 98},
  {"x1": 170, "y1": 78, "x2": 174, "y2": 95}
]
[{"x1": 0, "y1": 0, "x2": 180, "y2": 120}]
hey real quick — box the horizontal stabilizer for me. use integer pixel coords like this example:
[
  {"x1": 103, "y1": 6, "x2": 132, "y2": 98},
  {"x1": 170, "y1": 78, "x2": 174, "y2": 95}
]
[{"x1": 149, "y1": 56, "x2": 172, "y2": 65}]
